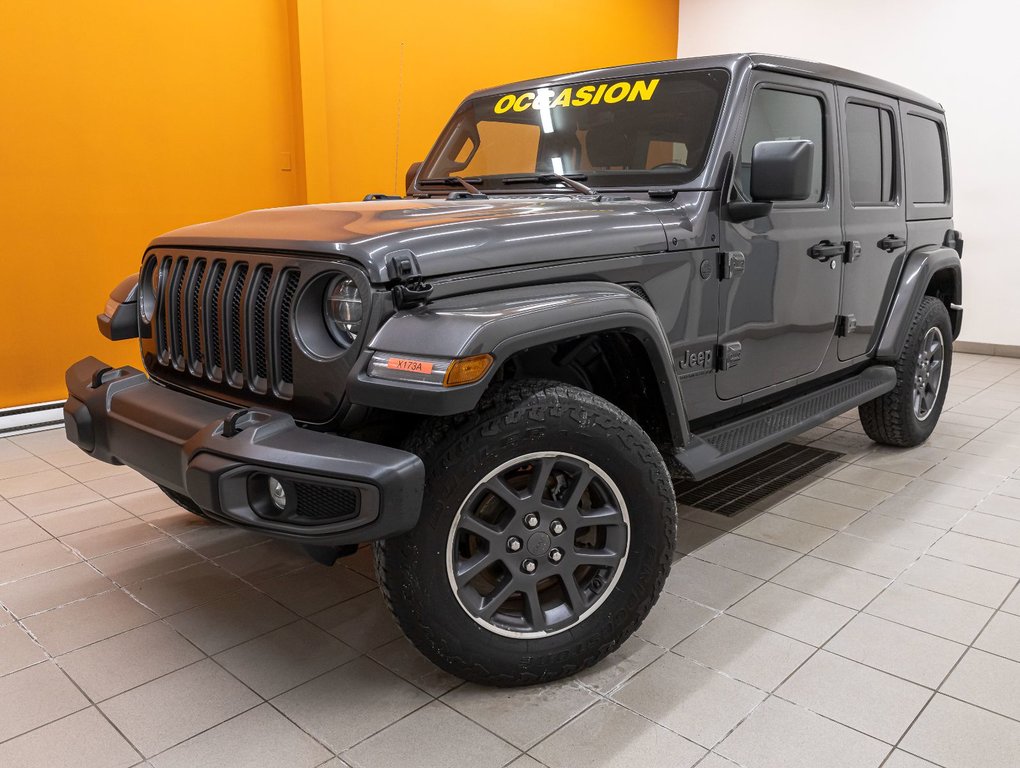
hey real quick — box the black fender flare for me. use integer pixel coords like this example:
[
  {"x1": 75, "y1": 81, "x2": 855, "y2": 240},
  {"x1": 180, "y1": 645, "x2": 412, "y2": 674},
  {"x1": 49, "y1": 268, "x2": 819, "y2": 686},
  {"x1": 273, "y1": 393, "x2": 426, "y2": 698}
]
[
  {"x1": 346, "y1": 281, "x2": 691, "y2": 446},
  {"x1": 876, "y1": 245, "x2": 961, "y2": 362}
]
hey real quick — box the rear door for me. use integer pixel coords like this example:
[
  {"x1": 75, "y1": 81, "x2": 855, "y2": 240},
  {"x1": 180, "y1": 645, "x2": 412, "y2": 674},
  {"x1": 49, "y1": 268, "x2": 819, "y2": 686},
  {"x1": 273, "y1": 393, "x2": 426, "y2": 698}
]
[
  {"x1": 836, "y1": 87, "x2": 907, "y2": 360},
  {"x1": 717, "y1": 75, "x2": 843, "y2": 400}
]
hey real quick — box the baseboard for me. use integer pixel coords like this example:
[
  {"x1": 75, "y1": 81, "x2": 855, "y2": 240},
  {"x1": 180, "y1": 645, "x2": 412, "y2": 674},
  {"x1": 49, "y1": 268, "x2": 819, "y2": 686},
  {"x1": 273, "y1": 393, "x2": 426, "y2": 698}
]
[
  {"x1": 0, "y1": 401, "x2": 64, "y2": 437},
  {"x1": 955, "y1": 341, "x2": 1020, "y2": 359}
]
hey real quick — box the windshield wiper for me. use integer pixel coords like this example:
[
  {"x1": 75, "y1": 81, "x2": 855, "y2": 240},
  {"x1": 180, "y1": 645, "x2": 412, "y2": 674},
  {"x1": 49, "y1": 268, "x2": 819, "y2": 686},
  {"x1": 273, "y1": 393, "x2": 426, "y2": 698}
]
[
  {"x1": 418, "y1": 176, "x2": 484, "y2": 195},
  {"x1": 500, "y1": 173, "x2": 596, "y2": 196}
]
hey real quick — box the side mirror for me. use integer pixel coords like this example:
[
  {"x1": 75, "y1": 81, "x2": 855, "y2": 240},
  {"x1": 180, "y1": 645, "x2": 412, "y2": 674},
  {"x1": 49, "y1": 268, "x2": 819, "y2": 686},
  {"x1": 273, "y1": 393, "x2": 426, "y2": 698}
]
[
  {"x1": 750, "y1": 139, "x2": 814, "y2": 201},
  {"x1": 405, "y1": 161, "x2": 423, "y2": 194}
]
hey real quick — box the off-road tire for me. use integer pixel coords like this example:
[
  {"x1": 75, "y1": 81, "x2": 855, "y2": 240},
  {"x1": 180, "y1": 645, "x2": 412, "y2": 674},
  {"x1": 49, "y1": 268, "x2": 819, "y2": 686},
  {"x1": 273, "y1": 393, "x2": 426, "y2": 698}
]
[
  {"x1": 157, "y1": 485, "x2": 214, "y2": 521},
  {"x1": 859, "y1": 296, "x2": 952, "y2": 447},
  {"x1": 374, "y1": 379, "x2": 677, "y2": 686}
]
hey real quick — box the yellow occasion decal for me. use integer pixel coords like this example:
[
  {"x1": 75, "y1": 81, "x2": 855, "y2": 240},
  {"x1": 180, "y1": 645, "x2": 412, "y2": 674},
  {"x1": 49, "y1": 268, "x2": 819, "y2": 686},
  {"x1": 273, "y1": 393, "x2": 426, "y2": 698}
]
[{"x1": 493, "y1": 79, "x2": 660, "y2": 114}]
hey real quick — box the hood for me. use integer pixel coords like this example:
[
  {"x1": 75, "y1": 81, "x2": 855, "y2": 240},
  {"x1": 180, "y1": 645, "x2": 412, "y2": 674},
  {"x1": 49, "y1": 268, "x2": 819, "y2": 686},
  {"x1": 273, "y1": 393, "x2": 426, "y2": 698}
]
[{"x1": 151, "y1": 196, "x2": 698, "y2": 283}]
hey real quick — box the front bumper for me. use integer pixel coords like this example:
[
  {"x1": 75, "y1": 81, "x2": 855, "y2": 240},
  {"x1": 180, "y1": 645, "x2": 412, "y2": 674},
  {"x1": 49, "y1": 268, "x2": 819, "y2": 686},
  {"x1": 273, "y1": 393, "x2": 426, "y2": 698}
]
[{"x1": 63, "y1": 357, "x2": 424, "y2": 546}]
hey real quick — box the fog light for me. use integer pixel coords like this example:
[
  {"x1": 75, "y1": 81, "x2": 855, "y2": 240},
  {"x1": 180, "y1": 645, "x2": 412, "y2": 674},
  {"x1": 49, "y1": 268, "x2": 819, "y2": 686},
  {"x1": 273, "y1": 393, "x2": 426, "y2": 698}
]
[{"x1": 268, "y1": 477, "x2": 287, "y2": 510}]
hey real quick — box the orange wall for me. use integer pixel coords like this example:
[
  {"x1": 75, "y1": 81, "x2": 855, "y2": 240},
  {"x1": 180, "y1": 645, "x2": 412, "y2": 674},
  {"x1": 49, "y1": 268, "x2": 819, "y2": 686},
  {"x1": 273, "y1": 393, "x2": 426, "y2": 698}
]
[{"x1": 0, "y1": 0, "x2": 679, "y2": 408}]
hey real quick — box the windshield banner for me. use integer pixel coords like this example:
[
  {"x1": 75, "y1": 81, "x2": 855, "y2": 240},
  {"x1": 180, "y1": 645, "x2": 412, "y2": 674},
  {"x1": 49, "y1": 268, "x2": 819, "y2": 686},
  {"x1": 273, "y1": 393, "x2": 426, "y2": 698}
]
[{"x1": 493, "y1": 79, "x2": 660, "y2": 114}]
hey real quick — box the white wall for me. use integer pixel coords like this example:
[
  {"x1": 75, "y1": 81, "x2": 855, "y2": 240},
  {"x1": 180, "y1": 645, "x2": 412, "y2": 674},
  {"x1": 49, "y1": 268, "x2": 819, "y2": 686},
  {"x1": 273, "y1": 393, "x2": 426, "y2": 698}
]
[{"x1": 678, "y1": 0, "x2": 1019, "y2": 346}]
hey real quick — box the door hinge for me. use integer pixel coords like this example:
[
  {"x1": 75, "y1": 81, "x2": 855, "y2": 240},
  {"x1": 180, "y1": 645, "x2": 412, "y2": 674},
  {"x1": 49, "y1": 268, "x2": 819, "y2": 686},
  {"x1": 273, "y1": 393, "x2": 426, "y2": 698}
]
[
  {"x1": 844, "y1": 240, "x2": 862, "y2": 263},
  {"x1": 837, "y1": 314, "x2": 857, "y2": 337},
  {"x1": 716, "y1": 342, "x2": 742, "y2": 370},
  {"x1": 719, "y1": 251, "x2": 745, "y2": 279}
]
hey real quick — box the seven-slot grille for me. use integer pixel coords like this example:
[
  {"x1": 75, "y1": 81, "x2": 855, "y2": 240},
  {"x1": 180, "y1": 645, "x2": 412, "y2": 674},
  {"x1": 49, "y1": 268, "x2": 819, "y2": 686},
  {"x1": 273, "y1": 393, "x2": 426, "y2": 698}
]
[{"x1": 151, "y1": 254, "x2": 299, "y2": 399}]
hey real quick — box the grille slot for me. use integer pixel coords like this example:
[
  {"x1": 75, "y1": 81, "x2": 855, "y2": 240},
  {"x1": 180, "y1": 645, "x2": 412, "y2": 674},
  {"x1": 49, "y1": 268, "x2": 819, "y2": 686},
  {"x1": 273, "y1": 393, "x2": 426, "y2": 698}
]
[
  {"x1": 152, "y1": 255, "x2": 298, "y2": 400},
  {"x1": 278, "y1": 271, "x2": 299, "y2": 386}
]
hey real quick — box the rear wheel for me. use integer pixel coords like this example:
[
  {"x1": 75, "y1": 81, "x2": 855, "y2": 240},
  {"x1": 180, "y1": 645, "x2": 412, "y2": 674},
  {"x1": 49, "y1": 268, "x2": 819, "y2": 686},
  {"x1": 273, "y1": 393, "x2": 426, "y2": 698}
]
[
  {"x1": 374, "y1": 379, "x2": 676, "y2": 686},
  {"x1": 859, "y1": 296, "x2": 952, "y2": 446}
]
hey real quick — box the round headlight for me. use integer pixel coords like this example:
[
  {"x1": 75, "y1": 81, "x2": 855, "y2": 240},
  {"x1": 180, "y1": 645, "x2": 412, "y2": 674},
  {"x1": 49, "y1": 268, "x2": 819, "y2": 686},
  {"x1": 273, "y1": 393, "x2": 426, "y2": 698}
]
[
  {"x1": 139, "y1": 257, "x2": 161, "y2": 323},
  {"x1": 325, "y1": 277, "x2": 363, "y2": 344}
]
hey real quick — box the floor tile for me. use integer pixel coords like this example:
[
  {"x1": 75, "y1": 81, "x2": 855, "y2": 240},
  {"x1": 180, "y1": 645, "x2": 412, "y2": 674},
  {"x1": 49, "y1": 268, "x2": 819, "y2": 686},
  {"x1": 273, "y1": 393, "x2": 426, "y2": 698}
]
[
  {"x1": 255, "y1": 563, "x2": 376, "y2": 617},
  {"x1": 941, "y1": 648, "x2": 1020, "y2": 721},
  {"x1": 842, "y1": 512, "x2": 943, "y2": 552},
  {"x1": 213, "y1": 541, "x2": 311, "y2": 582},
  {"x1": 0, "y1": 561, "x2": 113, "y2": 617},
  {"x1": 274, "y1": 657, "x2": 431, "y2": 752},
  {"x1": 32, "y1": 499, "x2": 133, "y2": 537},
  {"x1": 149, "y1": 704, "x2": 331, "y2": 768},
  {"x1": 214, "y1": 620, "x2": 357, "y2": 698},
  {"x1": 900, "y1": 694, "x2": 1020, "y2": 768},
  {"x1": 776, "y1": 650, "x2": 930, "y2": 743},
  {"x1": 830, "y1": 464, "x2": 912, "y2": 493},
  {"x1": 84, "y1": 472, "x2": 155, "y2": 498},
  {"x1": 716, "y1": 696, "x2": 888, "y2": 768},
  {"x1": 811, "y1": 532, "x2": 919, "y2": 578},
  {"x1": 0, "y1": 538, "x2": 80, "y2": 584},
  {"x1": 953, "y1": 511, "x2": 1020, "y2": 547},
  {"x1": 0, "y1": 468, "x2": 76, "y2": 499},
  {"x1": 771, "y1": 555, "x2": 889, "y2": 609},
  {"x1": 367, "y1": 636, "x2": 463, "y2": 697},
  {"x1": 0, "y1": 622, "x2": 48, "y2": 676},
  {"x1": 0, "y1": 707, "x2": 139, "y2": 768},
  {"x1": 573, "y1": 634, "x2": 664, "y2": 694},
  {"x1": 871, "y1": 496, "x2": 967, "y2": 529},
  {"x1": 61, "y1": 461, "x2": 137, "y2": 483},
  {"x1": 22, "y1": 588, "x2": 156, "y2": 655},
  {"x1": 61, "y1": 519, "x2": 166, "y2": 559},
  {"x1": 58, "y1": 621, "x2": 204, "y2": 701},
  {"x1": 686, "y1": 532, "x2": 800, "y2": 579},
  {"x1": 174, "y1": 525, "x2": 267, "y2": 558},
  {"x1": 824, "y1": 612, "x2": 966, "y2": 688},
  {"x1": 165, "y1": 586, "x2": 297, "y2": 654},
  {"x1": 767, "y1": 494, "x2": 865, "y2": 530},
  {"x1": 9, "y1": 484, "x2": 104, "y2": 516},
  {"x1": 897, "y1": 478, "x2": 986, "y2": 509},
  {"x1": 800, "y1": 478, "x2": 890, "y2": 510},
  {"x1": 675, "y1": 519, "x2": 726, "y2": 555},
  {"x1": 727, "y1": 582, "x2": 854, "y2": 646},
  {"x1": 91, "y1": 538, "x2": 202, "y2": 586},
  {"x1": 0, "y1": 518, "x2": 51, "y2": 554},
  {"x1": 977, "y1": 493, "x2": 1020, "y2": 522},
  {"x1": 141, "y1": 506, "x2": 215, "y2": 536},
  {"x1": 346, "y1": 700, "x2": 519, "y2": 768},
  {"x1": 0, "y1": 497, "x2": 25, "y2": 525},
  {"x1": 664, "y1": 556, "x2": 763, "y2": 610},
  {"x1": 0, "y1": 455, "x2": 50, "y2": 480},
  {"x1": 99, "y1": 659, "x2": 260, "y2": 757},
  {"x1": 611, "y1": 653, "x2": 765, "y2": 748},
  {"x1": 865, "y1": 582, "x2": 993, "y2": 644},
  {"x1": 309, "y1": 590, "x2": 403, "y2": 652},
  {"x1": 882, "y1": 751, "x2": 940, "y2": 768},
  {"x1": 928, "y1": 531, "x2": 1020, "y2": 577},
  {"x1": 856, "y1": 452, "x2": 936, "y2": 478},
  {"x1": 672, "y1": 614, "x2": 813, "y2": 692},
  {"x1": 974, "y1": 610, "x2": 1020, "y2": 662},
  {"x1": 0, "y1": 661, "x2": 89, "y2": 742},
  {"x1": 114, "y1": 488, "x2": 178, "y2": 515},
  {"x1": 127, "y1": 561, "x2": 247, "y2": 616},
  {"x1": 898, "y1": 555, "x2": 1017, "y2": 607},
  {"x1": 531, "y1": 699, "x2": 704, "y2": 768},
  {"x1": 734, "y1": 512, "x2": 833, "y2": 553},
  {"x1": 634, "y1": 592, "x2": 715, "y2": 648}
]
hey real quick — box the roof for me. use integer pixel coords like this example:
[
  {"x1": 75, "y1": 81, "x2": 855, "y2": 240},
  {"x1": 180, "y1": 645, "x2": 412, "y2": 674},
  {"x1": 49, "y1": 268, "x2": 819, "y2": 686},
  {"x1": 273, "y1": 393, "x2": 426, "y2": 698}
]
[{"x1": 470, "y1": 53, "x2": 942, "y2": 112}]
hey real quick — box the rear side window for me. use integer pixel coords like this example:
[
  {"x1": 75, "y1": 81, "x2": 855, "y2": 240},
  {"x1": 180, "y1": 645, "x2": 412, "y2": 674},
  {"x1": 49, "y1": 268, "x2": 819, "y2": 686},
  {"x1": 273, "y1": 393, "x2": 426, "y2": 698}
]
[
  {"x1": 846, "y1": 103, "x2": 895, "y2": 204},
  {"x1": 905, "y1": 115, "x2": 948, "y2": 203},
  {"x1": 738, "y1": 88, "x2": 825, "y2": 203}
]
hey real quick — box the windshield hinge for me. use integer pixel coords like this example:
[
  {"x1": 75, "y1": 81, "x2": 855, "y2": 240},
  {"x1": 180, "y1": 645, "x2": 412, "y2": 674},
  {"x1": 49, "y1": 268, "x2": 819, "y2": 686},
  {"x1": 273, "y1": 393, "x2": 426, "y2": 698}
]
[
  {"x1": 647, "y1": 187, "x2": 681, "y2": 200},
  {"x1": 386, "y1": 249, "x2": 434, "y2": 310}
]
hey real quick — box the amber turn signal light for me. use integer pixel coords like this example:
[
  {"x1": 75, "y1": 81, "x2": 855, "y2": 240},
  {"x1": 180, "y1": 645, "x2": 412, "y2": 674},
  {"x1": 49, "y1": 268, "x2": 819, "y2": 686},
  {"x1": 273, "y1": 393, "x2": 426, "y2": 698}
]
[{"x1": 443, "y1": 354, "x2": 494, "y2": 387}]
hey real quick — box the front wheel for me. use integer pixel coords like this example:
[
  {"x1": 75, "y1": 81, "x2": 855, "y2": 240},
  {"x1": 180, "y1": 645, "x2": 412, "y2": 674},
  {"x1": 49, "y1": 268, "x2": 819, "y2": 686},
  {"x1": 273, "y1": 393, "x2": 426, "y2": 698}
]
[
  {"x1": 859, "y1": 296, "x2": 953, "y2": 447},
  {"x1": 374, "y1": 380, "x2": 676, "y2": 686}
]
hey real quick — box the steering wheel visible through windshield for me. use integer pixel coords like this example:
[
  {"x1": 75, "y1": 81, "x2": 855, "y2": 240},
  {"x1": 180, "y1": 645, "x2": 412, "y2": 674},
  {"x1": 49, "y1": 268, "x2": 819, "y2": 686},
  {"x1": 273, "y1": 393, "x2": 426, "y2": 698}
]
[{"x1": 420, "y1": 69, "x2": 729, "y2": 192}]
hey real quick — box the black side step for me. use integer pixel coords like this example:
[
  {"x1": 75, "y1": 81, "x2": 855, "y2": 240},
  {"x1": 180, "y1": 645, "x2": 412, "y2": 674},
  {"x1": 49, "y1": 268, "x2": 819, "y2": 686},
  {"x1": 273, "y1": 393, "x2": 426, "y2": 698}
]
[{"x1": 676, "y1": 366, "x2": 896, "y2": 480}]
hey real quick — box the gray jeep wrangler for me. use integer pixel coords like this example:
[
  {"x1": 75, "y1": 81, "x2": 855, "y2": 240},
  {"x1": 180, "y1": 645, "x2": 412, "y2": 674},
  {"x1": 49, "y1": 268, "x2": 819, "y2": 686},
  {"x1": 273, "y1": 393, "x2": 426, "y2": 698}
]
[{"x1": 64, "y1": 53, "x2": 962, "y2": 686}]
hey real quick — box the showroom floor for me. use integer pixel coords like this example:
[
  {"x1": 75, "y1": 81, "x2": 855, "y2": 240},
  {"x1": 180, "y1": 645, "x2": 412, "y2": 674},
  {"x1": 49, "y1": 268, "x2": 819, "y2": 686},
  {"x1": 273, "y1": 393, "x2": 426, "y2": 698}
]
[{"x1": 1, "y1": 352, "x2": 1019, "y2": 768}]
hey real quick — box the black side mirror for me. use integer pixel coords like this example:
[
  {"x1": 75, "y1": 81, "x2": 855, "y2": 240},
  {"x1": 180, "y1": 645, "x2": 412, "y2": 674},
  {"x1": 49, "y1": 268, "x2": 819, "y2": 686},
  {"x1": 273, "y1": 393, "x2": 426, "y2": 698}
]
[
  {"x1": 405, "y1": 161, "x2": 423, "y2": 194},
  {"x1": 750, "y1": 139, "x2": 814, "y2": 201}
]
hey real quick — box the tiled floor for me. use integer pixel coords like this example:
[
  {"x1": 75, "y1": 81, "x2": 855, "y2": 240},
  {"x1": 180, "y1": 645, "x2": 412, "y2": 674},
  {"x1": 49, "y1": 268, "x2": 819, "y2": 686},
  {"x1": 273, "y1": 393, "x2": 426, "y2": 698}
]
[{"x1": 2, "y1": 351, "x2": 1020, "y2": 767}]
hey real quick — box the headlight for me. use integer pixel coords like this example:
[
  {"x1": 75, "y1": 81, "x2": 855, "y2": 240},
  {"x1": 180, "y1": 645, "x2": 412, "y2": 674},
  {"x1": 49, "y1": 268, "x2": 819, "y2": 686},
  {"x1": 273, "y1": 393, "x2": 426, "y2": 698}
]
[
  {"x1": 324, "y1": 276, "x2": 363, "y2": 344},
  {"x1": 139, "y1": 257, "x2": 161, "y2": 323}
]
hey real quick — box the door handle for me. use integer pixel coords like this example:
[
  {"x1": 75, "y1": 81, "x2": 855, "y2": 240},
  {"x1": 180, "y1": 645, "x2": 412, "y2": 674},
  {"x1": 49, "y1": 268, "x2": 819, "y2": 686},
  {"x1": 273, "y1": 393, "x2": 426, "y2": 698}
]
[
  {"x1": 878, "y1": 234, "x2": 906, "y2": 253},
  {"x1": 808, "y1": 240, "x2": 845, "y2": 261}
]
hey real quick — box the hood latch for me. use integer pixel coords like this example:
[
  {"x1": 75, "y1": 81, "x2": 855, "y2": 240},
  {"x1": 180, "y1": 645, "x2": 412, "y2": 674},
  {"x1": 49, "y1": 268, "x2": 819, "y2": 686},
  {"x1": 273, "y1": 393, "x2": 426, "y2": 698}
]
[{"x1": 386, "y1": 249, "x2": 434, "y2": 310}]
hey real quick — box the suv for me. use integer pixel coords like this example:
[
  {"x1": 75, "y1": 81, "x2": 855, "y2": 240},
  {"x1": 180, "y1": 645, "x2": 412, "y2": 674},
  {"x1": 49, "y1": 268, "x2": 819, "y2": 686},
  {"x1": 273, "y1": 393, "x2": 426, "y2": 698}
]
[{"x1": 64, "y1": 53, "x2": 962, "y2": 686}]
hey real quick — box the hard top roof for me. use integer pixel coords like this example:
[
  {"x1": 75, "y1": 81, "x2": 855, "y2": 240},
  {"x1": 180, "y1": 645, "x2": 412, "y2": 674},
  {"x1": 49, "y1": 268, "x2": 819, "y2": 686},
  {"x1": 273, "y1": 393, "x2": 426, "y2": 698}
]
[{"x1": 470, "y1": 53, "x2": 942, "y2": 113}]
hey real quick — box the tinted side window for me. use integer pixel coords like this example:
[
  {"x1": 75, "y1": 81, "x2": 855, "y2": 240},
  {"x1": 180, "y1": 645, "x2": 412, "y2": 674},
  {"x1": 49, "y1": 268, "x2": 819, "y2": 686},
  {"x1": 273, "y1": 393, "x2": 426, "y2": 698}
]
[
  {"x1": 738, "y1": 88, "x2": 824, "y2": 202},
  {"x1": 846, "y1": 103, "x2": 895, "y2": 204},
  {"x1": 905, "y1": 115, "x2": 947, "y2": 203}
]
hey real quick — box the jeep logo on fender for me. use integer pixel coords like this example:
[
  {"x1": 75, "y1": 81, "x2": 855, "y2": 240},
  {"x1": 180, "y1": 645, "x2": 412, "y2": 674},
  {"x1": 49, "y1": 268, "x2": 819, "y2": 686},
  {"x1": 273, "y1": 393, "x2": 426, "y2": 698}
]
[
  {"x1": 677, "y1": 346, "x2": 713, "y2": 375},
  {"x1": 494, "y1": 79, "x2": 660, "y2": 114}
]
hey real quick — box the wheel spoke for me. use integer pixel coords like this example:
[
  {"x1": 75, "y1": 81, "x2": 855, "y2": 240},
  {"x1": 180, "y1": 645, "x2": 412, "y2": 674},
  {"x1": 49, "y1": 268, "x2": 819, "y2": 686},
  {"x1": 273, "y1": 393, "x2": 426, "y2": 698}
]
[
  {"x1": 578, "y1": 504, "x2": 625, "y2": 527},
  {"x1": 560, "y1": 465, "x2": 594, "y2": 514},
  {"x1": 572, "y1": 548, "x2": 620, "y2": 568},
  {"x1": 560, "y1": 572, "x2": 588, "y2": 612},
  {"x1": 477, "y1": 578, "x2": 516, "y2": 620},
  {"x1": 523, "y1": 584, "x2": 547, "y2": 631},
  {"x1": 454, "y1": 550, "x2": 498, "y2": 587},
  {"x1": 527, "y1": 456, "x2": 556, "y2": 501},
  {"x1": 485, "y1": 476, "x2": 525, "y2": 512},
  {"x1": 457, "y1": 514, "x2": 502, "y2": 543}
]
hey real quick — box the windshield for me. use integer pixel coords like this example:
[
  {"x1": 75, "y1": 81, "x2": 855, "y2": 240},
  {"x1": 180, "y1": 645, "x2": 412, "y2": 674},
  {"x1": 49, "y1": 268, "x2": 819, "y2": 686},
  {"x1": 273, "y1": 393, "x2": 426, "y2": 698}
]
[{"x1": 420, "y1": 69, "x2": 729, "y2": 191}]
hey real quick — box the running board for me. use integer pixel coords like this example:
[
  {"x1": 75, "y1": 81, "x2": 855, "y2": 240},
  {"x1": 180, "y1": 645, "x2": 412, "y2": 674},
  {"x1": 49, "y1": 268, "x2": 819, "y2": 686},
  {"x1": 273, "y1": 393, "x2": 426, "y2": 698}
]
[{"x1": 676, "y1": 366, "x2": 896, "y2": 480}]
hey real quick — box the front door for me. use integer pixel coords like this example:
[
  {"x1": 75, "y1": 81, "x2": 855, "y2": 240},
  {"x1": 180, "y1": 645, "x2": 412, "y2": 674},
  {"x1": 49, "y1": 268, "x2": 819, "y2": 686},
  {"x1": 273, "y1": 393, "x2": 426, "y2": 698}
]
[
  {"x1": 836, "y1": 86, "x2": 908, "y2": 360},
  {"x1": 717, "y1": 76, "x2": 843, "y2": 400}
]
